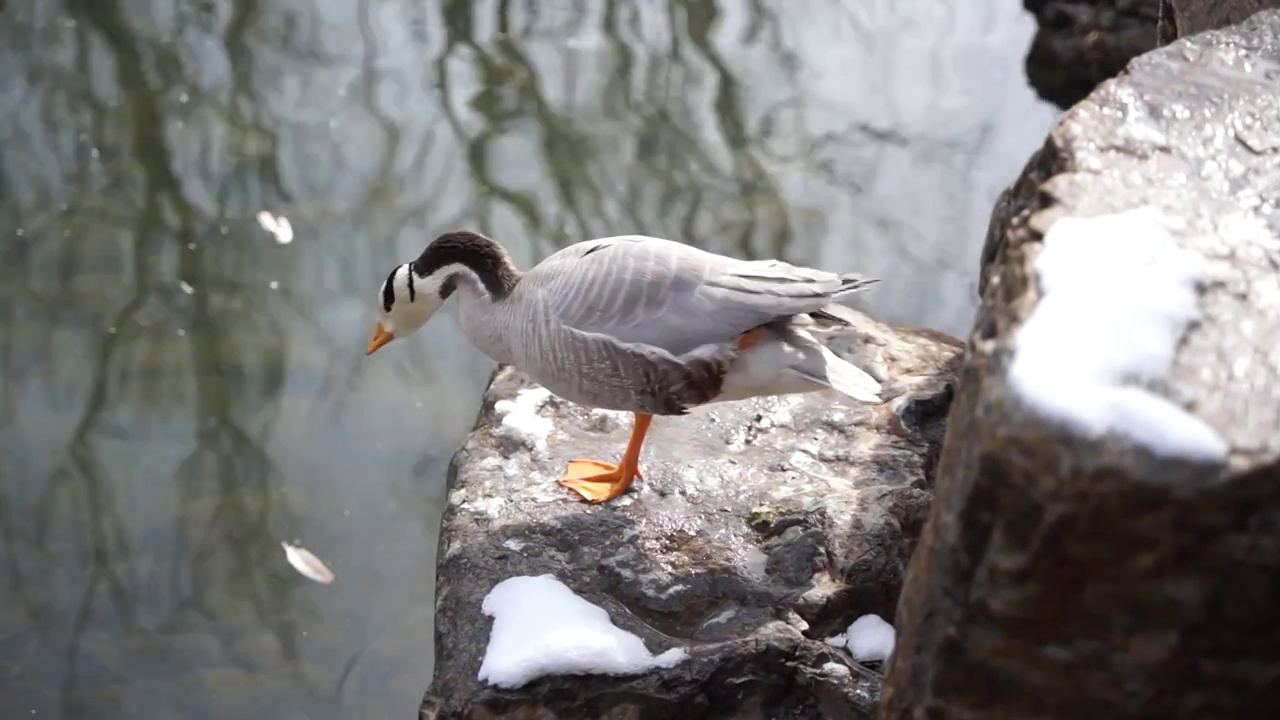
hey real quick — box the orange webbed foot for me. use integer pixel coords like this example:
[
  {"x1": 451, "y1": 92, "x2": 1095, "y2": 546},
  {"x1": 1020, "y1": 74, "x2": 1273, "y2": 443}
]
[{"x1": 558, "y1": 459, "x2": 643, "y2": 503}]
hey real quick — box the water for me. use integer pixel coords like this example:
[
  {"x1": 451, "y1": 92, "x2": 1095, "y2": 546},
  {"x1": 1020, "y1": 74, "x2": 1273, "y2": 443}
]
[{"x1": 0, "y1": 0, "x2": 1058, "y2": 717}]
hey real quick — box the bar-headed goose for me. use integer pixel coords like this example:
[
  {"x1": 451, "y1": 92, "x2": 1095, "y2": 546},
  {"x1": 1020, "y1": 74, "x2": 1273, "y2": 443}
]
[{"x1": 366, "y1": 231, "x2": 883, "y2": 503}]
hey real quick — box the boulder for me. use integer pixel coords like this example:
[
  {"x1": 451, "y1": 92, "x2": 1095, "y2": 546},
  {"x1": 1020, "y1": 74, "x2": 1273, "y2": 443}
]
[
  {"x1": 1161, "y1": 0, "x2": 1280, "y2": 38},
  {"x1": 425, "y1": 313, "x2": 962, "y2": 719},
  {"x1": 885, "y1": 11, "x2": 1280, "y2": 720},
  {"x1": 1022, "y1": 0, "x2": 1280, "y2": 110},
  {"x1": 1022, "y1": 0, "x2": 1161, "y2": 110}
]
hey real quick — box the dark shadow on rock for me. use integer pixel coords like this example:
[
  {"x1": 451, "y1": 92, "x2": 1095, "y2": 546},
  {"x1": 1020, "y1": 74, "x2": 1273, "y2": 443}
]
[
  {"x1": 1022, "y1": 0, "x2": 1161, "y2": 110},
  {"x1": 1023, "y1": 0, "x2": 1280, "y2": 110}
]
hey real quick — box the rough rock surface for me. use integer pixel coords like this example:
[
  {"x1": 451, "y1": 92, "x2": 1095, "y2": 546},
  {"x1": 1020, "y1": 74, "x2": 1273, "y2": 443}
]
[
  {"x1": 426, "y1": 312, "x2": 961, "y2": 720},
  {"x1": 1161, "y1": 0, "x2": 1280, "y2": 39},
  {"x1": 886, "y1": 12, "x2": 1280, "y2": 720},
  {"x1": 1023, "y1": 0, "x2": 1161, "y2": 109},
  {"x1": 1024, "y1": 0, "x2": 1280, "y2": 110}
]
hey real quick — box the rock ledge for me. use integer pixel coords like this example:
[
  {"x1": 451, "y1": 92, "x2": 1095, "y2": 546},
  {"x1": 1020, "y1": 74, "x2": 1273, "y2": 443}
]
[{"x1": 426, "y1": 314, "x2": 961, "y2": 719}]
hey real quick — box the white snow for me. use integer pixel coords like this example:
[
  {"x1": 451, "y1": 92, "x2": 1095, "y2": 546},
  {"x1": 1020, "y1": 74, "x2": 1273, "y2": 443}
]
[
  {"x1": 492, "y1": 387, "x2": 554, "y2": 452},
  {"x1": 477, "y1": 574, "x2": 688, "y2": 689},
  {"x1": 825, "y1": 613, "x2": 896, "y2": 663},
  {"x1": 820, "y1": 661, "x2": 852, "y2": 678},
  {"x1": 462, "y1": 495, "x2": 507, "y2": 518},
  {"x1": 702, "y1": 607, "x2": 738, "y2": 627},
  {"x1": 1007, "y1": 207, "x2": 1228, "y2": 462}
]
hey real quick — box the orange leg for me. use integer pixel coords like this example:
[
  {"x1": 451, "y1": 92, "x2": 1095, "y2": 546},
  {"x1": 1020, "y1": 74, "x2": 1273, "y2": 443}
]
[
  {"x1": 559, "y1": 413, "x2": 653, "y2": 503},
  {"x1": 558, "y1": 328, "x2": 761, "y2": 503},
  {"x1": 737, "y1": 327, "x2": 766, "y2": 350}
]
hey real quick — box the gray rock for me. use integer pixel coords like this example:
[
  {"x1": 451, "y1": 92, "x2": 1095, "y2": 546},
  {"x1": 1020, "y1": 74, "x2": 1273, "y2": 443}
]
[
  {"x1": 1023, "y1": 0, "x2": 1161, "y2": 110},
  {"x1": 887, "y1": 12, "x2": 1280, "y2": 720},
  {"x1": 427, "y1": 313, "x2": 961, "y2": 719},
  {"x1": 1161, "y1": 0, "x2": 1280, "y2": 39},
  {"x1": 1022, "y1": 0, "x2": 1280, "y2": 110}
]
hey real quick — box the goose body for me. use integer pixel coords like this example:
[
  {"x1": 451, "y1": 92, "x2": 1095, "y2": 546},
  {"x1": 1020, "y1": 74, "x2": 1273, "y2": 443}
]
[{"x1": 367, "y1": 231, "x2": 883, "y2": 502}]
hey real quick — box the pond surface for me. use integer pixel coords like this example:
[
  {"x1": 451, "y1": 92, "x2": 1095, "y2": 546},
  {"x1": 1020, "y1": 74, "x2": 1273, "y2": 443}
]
[{"x1": 0, "y1": 0, "x2": 1058, "y2": 717}]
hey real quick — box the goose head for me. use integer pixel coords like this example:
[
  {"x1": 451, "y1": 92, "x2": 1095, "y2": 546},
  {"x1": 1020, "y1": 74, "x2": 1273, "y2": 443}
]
[
  {"x1": 365, "y1": 231, "x2": 522, "y2": 355},
  {"x1": 366, "y1": 263, "x2": 443, "y2": 355}
]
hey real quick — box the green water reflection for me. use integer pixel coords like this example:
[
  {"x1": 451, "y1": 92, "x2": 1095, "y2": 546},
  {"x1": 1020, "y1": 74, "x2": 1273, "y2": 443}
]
[{"x1": 0, "y1": 0, "x2": 1056, "y2": 718}]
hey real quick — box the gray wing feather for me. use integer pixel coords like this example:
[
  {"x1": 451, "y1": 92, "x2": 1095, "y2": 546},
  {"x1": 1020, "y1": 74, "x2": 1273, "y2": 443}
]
[{"x1": 528, "y1": 235, "x2": 864, "y2": 356}]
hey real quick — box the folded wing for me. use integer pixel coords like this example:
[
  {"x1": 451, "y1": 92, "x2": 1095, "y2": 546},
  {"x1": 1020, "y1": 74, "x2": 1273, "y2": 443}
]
[{"x1": 531, "y1": 235, "x2": 870, "y2": 356}]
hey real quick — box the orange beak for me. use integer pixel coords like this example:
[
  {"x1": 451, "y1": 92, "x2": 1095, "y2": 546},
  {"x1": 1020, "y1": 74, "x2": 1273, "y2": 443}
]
[{"x1": 366, "y1": 324, "x2": 395, "y2": 355}]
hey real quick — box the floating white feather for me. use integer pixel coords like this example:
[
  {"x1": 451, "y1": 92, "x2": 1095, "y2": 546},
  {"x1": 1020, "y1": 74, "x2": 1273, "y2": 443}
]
[
  {"x1": 256, "y1": 210, "x2": 294, "y2": 245},
  {"x1": 281, "y1": 541, "x2": 335, "y2": 584}
]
